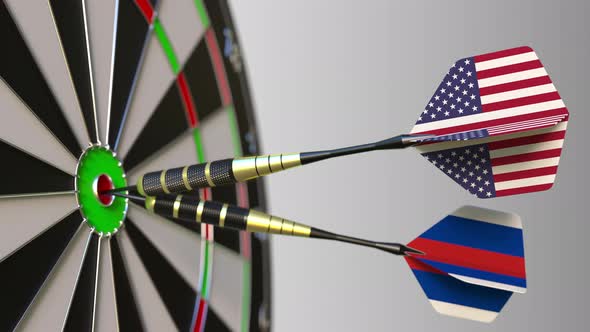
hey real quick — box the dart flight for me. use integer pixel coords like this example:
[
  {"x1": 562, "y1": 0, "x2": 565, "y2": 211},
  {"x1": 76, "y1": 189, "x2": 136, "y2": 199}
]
[
  {"x1": 118, "y1": 193, "x2": 525, "y2": 323},
  {"x1": 405, "y1": 206, "x2": 526, "y2": 322},
  {"x1": 106, "y1": 46, "x2": 568, "y2": 199},
  {"x1": 412, "y1": 46, "x2": 568, "y2": 197}
]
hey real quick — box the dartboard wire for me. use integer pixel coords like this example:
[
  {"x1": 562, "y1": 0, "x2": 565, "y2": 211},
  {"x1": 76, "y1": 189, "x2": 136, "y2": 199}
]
[
  {"x1": 59, "y1": 228, "x2": 94, "y2": 331},
  {"x1": 0, "y1": 191, "x2": 77, "y2": 199},
  {"x1": 81, "y1": 0, "x2": 101, "y2": 144},
  {"x1": 91, "y1": 235, "x2": 102, "y2": 331},
  {"x1": 99, "y1": 0, "x2": 121, "y2": 146},
  {"x1": 47, "y1": 0, "x2": 101, "y2": 145},
  {"x1": 107, "y1": 0, "x2": 159, "y2": 150}
]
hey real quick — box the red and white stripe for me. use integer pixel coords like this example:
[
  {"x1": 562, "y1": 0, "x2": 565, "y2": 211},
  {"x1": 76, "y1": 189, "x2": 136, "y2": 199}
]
[
  {"x1": 411, "y1": 46, "x2": 568, "y2": 137},
  {"x1": 490, "y1": 120, "x2": 567, "y2": 196},
  {"x1": 416, "y1": 120, "x2": 568, "y2": 196}
]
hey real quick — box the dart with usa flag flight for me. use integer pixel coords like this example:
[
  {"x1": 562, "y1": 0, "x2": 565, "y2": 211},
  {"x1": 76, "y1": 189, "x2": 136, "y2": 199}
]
[
  {"x1": 115, "y1": 192, "x2": 526, "y2": 323},
  {"x1": 411, "y1": 46, "x2": 569, "y2": 198},
  {"x1": 104, "y1": 46, "x2": 568, "y2": 199}
]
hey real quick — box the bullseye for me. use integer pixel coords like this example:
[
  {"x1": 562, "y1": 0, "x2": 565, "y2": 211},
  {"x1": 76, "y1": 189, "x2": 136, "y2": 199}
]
[
  {"x1": 75, "y1": 146, "x2": 128, "y2": 235},
  {"x1": 93, "y1": 174, "x2": 115, "y2": 206}
]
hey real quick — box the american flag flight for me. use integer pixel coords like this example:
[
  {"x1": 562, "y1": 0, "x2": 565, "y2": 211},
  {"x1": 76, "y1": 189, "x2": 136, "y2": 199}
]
[{"x1": 411, "y1": 46, "x2": 568, "y2": 198}]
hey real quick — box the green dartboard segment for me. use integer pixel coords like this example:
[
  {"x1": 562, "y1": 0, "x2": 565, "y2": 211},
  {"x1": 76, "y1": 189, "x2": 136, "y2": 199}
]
[{"x1": 76, "y1": 146, "x2": 128, "y2": 234}]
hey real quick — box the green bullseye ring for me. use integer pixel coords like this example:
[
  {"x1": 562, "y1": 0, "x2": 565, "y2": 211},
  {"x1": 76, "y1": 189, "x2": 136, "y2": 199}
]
[{"x1": 76, "y1": 146, "x2": 128, "y2": 235}]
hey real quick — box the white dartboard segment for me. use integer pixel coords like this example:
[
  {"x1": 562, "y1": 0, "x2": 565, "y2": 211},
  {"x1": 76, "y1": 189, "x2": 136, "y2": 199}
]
[
  {"x1": 16, "y1": 226, "x2": 91, "y2": 331},
  {"x1": 4, "y1": 0, "x2": 91, "y2": 149}
]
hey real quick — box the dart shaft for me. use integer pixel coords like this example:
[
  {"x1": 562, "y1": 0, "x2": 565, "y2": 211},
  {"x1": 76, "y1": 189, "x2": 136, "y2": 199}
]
[
  {"x1": 135, "y1": 134, "x2": 428, "y2": 196},
  {"x1": 137, "y1": 154, "x2": 302, "y2": 196},
  {"x1": 145, "y1": 194, "x2": 312, "y2": 237}
]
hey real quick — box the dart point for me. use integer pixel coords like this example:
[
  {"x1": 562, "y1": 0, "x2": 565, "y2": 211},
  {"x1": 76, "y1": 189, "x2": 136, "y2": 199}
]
[{"x1": 93, "y1": 174, "x2": 115, "y2": 206}]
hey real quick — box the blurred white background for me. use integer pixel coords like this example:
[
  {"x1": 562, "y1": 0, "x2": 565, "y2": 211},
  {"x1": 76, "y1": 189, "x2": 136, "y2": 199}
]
[{"x1": 230, "y1": 1, "x2": 590, "y2": 331}]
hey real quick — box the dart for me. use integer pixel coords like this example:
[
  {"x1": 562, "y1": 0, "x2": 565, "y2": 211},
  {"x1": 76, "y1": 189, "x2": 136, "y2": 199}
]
[
  {"x1": 105, "y1": 133, "x2": 433, "y2": 196},
  {"x1": 106, "y1": 46, "x2": 569, "y2": 199},
  {"x1": 404, "y1": 205, "x2": 526, "y2": 322},
  {"x1": 115, "y1": 192, "x2": 424, "y2": 256},
  {"x1": 117, "y1": 192, "x2": 526, "y2": 322}
]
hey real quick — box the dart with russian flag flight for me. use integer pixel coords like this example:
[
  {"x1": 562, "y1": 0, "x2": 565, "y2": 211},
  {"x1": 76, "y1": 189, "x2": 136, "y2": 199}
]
[
  {"x1": 105, "y1": 46, "x2": 568, "y2": 199},
  {"x1": 114, "y1": 192, "x2": 525, "y2": 322},
  {"x1": 406, "y1": 205, "x2": 526, "y2": 323}
]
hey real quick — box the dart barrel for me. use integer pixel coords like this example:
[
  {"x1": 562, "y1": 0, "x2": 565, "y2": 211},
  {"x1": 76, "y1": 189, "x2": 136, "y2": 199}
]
[
  {"x1": 145, "y1": 195, "x2": 311, "y2": 237},
  {"x1": 136, "y1": 154, "x2": 302, "y2": 196}
]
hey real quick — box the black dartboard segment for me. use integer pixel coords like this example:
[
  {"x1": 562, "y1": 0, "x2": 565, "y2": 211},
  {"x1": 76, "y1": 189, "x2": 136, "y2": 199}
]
[
  {"x1": 0, "y1": 140, "x2": 74, "y2": 196},
  {"x1": 183, "y1": 38, "x2": 223, "y2": 121},
  {"x1": 107, "y1": 0, "x2": 156, "y2": 149},
  {"x1": 123, "y1": 82, "x2": 189, "y2": 172},
  {"x1": 0, "y1": 211, "x2": 82, "y2": 332},
  {"x1": 124, "y1": 218, "x2": 197, "y2": 332},
  {"x1": 63, "y1": 233, "x2": 100, "y2": 332},
  {"x1": 0, "y1": 3, "x2": 81, "y2": 157},
  {"x1": 110, "y1": 237, "x2": 144, "y2": 331},
  {"x1": 204, "y1": 307, "x2": 231, "y2": 332},
  {"x1": 48, "y1": 0, "x2": 98, "y2": 143}
]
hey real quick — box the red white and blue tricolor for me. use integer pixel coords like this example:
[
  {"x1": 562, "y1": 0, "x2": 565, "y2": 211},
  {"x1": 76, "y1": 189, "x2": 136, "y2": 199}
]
[
  {"x1": 411, "y1": 46, "x2": 568, "y2": 198},
  {"x1": 405, "y1": 206, "x2": 526, "y2": 323}
]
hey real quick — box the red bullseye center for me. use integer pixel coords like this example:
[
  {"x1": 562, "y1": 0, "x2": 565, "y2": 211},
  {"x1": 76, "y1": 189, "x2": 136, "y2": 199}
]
[{"x1": 94, "y1": 174, "x2": 114, "y2": 206}]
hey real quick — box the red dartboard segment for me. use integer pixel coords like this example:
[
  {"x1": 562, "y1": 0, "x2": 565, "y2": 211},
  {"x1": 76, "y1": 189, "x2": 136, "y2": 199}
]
[
  {"x1": 206, "y1": 28, "x2": 232, "y2": 106},
  {"x1": 134, "y1": 0, "x2": 155, "y2": 23},
  {"x1": 177, "y1": 72, "x2": 198, "y2": 127},
  {"x1": 194, "y1": 298, "x2": 208, "y2": 332}
]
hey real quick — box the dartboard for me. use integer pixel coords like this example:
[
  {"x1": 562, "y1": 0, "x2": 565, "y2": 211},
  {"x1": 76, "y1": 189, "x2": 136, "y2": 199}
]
[{"x1": 0, "y1": 1, "x2": 271, "y2": 331}]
